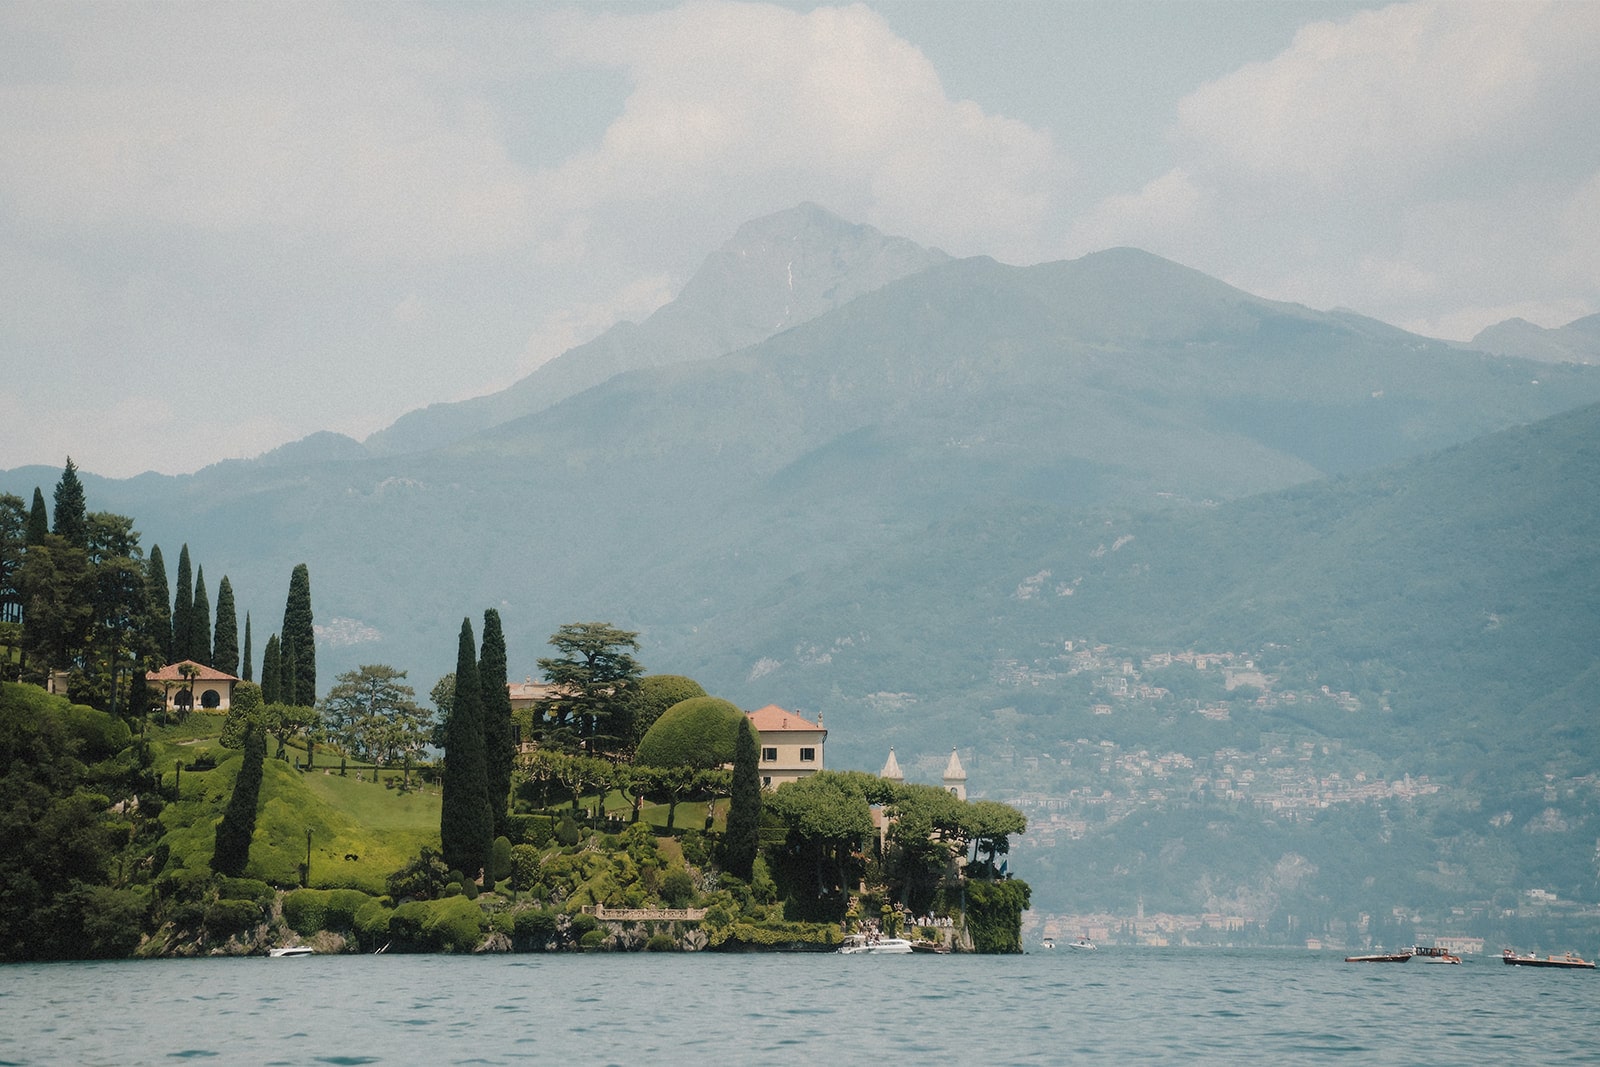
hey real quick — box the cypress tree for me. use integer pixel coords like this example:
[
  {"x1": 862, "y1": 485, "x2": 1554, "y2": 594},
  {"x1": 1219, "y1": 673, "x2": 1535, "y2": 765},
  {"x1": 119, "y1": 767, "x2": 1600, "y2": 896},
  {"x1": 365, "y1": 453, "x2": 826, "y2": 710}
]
[
  {"x1": 51, "y1": 458, "x2": 88, "y2": 548},
  {"x1": 241, "y1": 613, "x2": 252, "y2": 682},
  {"x1": 280, "y1": 564, "x2": 315, "y2": 706},
  {"x1": 172, "y1": 545, "x2": 193, "y2": 665},
  {"x1": 440, "y1": 617, "x2": 492, "y2": 884},
  {"x1": 479, "y1": 608, "x2": 515, "y2": 839},
  {"x1": 191, "y1": 565, "x2": 211, "y2": 667},
  {"x1": 211, "y1": 714, "x2": 266, "y2": 877},
  {"x1": 281, "y1": 641, "x2": 297, "y2": 709},
  {"x1": 26, "y1": 488, "x2": 48, "y2": 545},
  {"x1": 146, "y1": 545, "x2": 173, "y2": 664},
  {"x1": 213, "y1": 576, "x2": 238, "y2": 677},
  {"x1": 261, "y1": 634, "x2": 281, "y2": 706},
  {"x1": 723, "y1": 716, "x2": 762, "y2": 881}
]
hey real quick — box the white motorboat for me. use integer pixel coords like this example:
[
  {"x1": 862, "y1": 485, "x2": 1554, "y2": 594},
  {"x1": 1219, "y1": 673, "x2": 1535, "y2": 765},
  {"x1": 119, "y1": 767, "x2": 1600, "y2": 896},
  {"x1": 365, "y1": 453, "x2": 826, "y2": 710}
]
[
  {"x1": 269, "y1": 946, "x2": 315, "y2": 957},
  {"x1": 839, "y1": 934, "x2": 914, "y2": 954},
  {"x1": 1067, "y1": 936, "x2": 1096, "y2": 951}
]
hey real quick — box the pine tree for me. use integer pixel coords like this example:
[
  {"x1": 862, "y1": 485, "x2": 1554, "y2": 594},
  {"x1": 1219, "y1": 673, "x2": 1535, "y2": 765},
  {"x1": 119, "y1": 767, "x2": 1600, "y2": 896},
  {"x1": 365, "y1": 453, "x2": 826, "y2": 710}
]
[
  {"x1": 51, "y1": 458, "x2": 88, "y2": 549},
  {"x1": 440, "y1": 617, "x2": 492, "y2": 884},
  {"x1": 172, "y1": 545, "x2": 193, "y2": 665},
  {"x1": 261, "y1": 634, "x2": 281, "y2": 705},
  {"x1": 191, "y1": 565, "x2": 211, "y2": 667},
  {"x1": 26, "y1": 488, "x2": 48, "y2": 545},
  {"x1": 211, "y1": 716, "x2": 266, "y2": 877},
  {"x1": 241, "y1": 612, "x2": 252, "y2": 682},
  {"x1": 280, "y1": 564, "x2": 315, "y2": 706},
  {"x1": 145, "y1": 545, "x2": 173, "y2": 664},
  {"x1": 479, "y1": 609, "x2": 516, "y2": 840},
  {"x1": 212, "y1": 576, "x2": 238, "y2": 677},
  {"x1": 724, "y1": 716, "x2": 762, "y2": 881}
]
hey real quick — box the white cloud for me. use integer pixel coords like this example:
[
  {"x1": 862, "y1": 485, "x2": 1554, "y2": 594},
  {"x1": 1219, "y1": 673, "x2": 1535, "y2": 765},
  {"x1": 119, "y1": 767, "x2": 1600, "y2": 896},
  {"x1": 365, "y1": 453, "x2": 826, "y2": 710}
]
[
  {"x1": 533, "y1": 1, "x2": 1067, "y2": 264},
  {"x1": 1078, "y1": 1, "x2": 1600, "y2": 337}
]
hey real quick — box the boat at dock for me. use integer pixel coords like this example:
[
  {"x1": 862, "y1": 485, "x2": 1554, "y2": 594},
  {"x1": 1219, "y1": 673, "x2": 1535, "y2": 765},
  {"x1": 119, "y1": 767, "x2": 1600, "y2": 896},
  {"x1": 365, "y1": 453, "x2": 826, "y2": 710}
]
[
  {"x1": 1502, "y1": 950, "x2": 1595, "y2": 969},
  {"x1": 268, "y1": 946, "x2": 314, "y2": 958}
]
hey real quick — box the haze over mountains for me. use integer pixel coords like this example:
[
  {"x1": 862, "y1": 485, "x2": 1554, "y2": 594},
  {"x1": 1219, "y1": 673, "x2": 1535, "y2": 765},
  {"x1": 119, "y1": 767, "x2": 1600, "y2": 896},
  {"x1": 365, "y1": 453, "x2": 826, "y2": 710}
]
[{"x1": 8, "y1": 204, "x2": 1599, "y2": 927}]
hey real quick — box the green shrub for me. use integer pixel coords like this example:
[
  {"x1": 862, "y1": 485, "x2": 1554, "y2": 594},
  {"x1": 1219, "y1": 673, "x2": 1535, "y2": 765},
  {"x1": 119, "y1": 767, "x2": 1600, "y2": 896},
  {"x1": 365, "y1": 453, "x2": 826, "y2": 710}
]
[
  {"x1": 579, "y1": 929, "x2": 605, "y2": 950},
  {"x1": 218, "y1": 877, "x2": 273, "y2": 905},
  {"x1": 646, "y1": 932, "x2": 676, "y2": 952},
  {"x1": 325, "y1": 889, "x2": 371, "y2": 931},
  {"x1": 568, "y1": 912, "x2": 597, "y2": 939},
  {"x1": 506, "y1": 814, "x2": 556, "y2": 847},
  {"x1": 355, "y1": 898, "x2": 392, "y2": 944},
  {"x1": 283, "y1": 888, "x2": 330, "y2": 935},
  {"x1": 514, "y1": 908, "x2": 558, "y2": 944},
  {"x1": 491, "y1": 836, "x2": 513, "y2": 882},
  {"x1": 204, "y1": 898, "x2": 262, "y2": 939},
  {"x1": 660, "y1": 868, "x2": 696, "y2": 908},
  {"x1": 555, "y1": 814, "x2": 581, "y2": 846},
  {"x1": 389, "y1": 897, "x2": 484, "y2": 953},
  {"x1": 964, "y1": 878, "x2": 1032, "y2": 954}
]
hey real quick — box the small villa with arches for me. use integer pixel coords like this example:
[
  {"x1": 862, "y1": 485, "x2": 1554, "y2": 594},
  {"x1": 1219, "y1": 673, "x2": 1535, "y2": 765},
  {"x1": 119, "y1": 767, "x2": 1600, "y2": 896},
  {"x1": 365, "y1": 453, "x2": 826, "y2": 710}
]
[{"x1": 147, "y1": 660, "x2": 240, "y2": 714}]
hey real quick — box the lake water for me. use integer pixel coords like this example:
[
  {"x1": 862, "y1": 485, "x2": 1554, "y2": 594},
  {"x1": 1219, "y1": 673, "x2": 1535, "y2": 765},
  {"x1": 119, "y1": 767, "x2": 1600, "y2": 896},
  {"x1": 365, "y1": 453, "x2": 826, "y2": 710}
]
[{"x1": 2, "y1": 948, "x2": 1597, "y2": 1065}]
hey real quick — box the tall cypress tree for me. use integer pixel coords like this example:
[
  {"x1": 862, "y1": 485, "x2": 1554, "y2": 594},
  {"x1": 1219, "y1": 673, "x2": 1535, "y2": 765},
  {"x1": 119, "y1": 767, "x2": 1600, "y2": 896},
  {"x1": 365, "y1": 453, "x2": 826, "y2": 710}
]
[
  {"x1": 440, "y1": 617, "x2": 492, "y2": 883},
  {"x1": 260, "y1": 634, "x2": 281, "y2": 705},
  {"x1": 146, "y1": 545, "x2": 173, "y2": 664},
  {"x1": 479, "y1": 608, "x2": 515, "y2": 839},
  {"x1": 724, "y1": 716, "x2": 762, "y2": 881},
  {"x1": 51, "y1": 458, "x2": 88, "y2": 549},
  {"x1": 172, "y1": 545, "x2": 193, "y2": 664},
  {"x1": 241, "y1": 612, "x2": 252, "y2": 682},
  {"x1": 213, "y1": 576, "x2": 238, "y2": 677},
  {"x1": 211, "y1": 710, "x2": 266, "y2": 877},
  {"x1": 25, "y1": 488, "x2": 48, "y2": 546},
  {"x1": 280, "y1": 564, "x2": 315, "y2": 706},
  {"x1": 191, "y1": 566, "x2": 211, "y2": 667},
  {"x1": 281, "y1": 641, "x2": 297, "y2": 709}
]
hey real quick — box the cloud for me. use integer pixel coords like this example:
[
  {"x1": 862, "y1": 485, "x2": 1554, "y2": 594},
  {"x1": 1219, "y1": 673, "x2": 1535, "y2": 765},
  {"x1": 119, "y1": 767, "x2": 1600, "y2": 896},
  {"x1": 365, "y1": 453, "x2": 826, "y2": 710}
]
[
  {"x1": 0, "y1": 4, "x2": 533, "y2": 262},
  {"x1": 533, "y1": 1, "x2": 1067, "y2": 264},
  {"x1": 1075, "y1": 1, "x2": 1600, "y2": 338}
]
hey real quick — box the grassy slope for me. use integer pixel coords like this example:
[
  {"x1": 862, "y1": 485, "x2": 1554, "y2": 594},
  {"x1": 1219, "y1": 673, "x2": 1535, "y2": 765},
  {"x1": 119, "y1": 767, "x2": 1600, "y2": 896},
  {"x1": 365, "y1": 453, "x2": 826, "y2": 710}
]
[{"x1": 150, "y1": 716, "x2": 440, "y2": 895}]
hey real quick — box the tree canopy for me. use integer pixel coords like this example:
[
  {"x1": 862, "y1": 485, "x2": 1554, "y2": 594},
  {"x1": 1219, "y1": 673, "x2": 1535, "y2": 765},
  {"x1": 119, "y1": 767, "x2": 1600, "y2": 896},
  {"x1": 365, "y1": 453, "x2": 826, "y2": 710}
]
[
  {"x1": 534, "y1": 621, "x2": 641, "y2": 754},
  {"x1": 634, "y1": 696, "x2": 745, "y2": 771}
]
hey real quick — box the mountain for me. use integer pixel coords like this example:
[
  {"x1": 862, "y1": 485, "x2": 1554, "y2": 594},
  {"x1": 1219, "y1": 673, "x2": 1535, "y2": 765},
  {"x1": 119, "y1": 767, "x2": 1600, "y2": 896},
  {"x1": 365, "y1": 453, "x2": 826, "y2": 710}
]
[
  {"x1": 361, "y1": 202, "x2": 949, "y2": 457},
  {"x1": 1468, "y1": 312, "x2": 1600, "y2": 364},
  {"x1": 9, "y1": 211, "x2": 1600, "y2": 932}
]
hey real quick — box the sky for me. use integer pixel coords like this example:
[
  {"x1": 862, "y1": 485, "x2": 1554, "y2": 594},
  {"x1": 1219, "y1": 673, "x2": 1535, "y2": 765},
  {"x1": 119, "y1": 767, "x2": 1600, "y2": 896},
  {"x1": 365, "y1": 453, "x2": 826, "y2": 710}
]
[{"x1": 3, "y1": 0, "x2": 1597, "y2": 479}]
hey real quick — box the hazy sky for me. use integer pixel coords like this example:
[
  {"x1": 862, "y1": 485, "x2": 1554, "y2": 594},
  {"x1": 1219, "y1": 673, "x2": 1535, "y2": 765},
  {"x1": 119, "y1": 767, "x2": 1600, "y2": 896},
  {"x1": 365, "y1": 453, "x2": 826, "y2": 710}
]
[{"x1": 4, "y1": 1, "x2": 1597, "y2": 478}]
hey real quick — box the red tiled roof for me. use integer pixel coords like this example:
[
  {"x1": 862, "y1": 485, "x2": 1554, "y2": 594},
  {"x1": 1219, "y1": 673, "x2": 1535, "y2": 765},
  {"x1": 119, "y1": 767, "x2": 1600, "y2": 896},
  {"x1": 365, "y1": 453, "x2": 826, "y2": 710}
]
[
  {"x1": 146, "y1": 660, "x2": 240, "y2": 683},
  {"x1": 745, "y1": 704, "x2": 822, "y2": 733}
]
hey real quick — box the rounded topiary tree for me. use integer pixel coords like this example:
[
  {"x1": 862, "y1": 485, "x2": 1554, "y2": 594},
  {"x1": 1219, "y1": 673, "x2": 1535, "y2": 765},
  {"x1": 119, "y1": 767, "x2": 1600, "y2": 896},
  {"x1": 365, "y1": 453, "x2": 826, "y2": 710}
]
[{"x1": 634, "y1": 697, "x2": 745, "y2": 771}]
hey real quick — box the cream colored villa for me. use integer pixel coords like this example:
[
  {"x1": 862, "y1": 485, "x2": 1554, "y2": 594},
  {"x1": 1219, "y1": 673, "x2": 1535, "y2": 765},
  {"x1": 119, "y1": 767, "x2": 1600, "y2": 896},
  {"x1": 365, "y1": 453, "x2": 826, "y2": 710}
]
[
  {"x1": 746, "y1": 703, "x2": 826, "y2": 790},
  {"x1": 146, "y1": 660, "x2": 240, "y2": 713}
]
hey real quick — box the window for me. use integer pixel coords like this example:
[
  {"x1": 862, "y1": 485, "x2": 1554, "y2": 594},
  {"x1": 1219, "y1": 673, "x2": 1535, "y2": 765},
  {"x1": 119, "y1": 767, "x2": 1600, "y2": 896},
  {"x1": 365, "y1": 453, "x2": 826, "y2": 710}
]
[
  {"x1": 800, "y1": 747, "x2": 816, "y2": 762},
  {"x1": 761, "y1": 776, "x2": 772, "y2": 789},
  {"x1": 761, "y1": 747, "x2": 777, "y2": 762},
  {"x1": 201, "y1": 689, "x2": 222, "y2": 709}
]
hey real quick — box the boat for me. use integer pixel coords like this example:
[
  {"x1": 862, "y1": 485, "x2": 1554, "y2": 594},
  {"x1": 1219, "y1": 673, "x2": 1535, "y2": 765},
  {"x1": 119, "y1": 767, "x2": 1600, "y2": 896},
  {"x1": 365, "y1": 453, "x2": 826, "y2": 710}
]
[
  {"x1": 1502, "y1": 949, "x2": 1596, "y2": 969},
  {"x1": 1067, "y1": 936, "x2": 1096, "y2": 951},
  {"x1": 1414, "y1": 946, "x2": 1461, "y2": 964},
  {"x1": 839, "y1": 934, "x2": 914, "y2": 955},
  {"x1": 1344, "y1": 951, "x2": 1412, "y2": 963},
  {"x1": 1041, "y1": 937, "x2": 1055, "y2": 950},
  {"x1": 269, "y1": 946, "x2": 315, "y2": 958}
]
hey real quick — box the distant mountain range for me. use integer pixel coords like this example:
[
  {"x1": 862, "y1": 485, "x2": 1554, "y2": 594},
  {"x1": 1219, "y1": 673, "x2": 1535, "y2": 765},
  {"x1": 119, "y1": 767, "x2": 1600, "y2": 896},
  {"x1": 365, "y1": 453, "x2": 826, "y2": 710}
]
[
  {"x1": 1468, "y1": 313, "x2": 1600, "y2": 365},
  {"x1": 8, "y1": 205, "x2": 1600, "y2": 927}
]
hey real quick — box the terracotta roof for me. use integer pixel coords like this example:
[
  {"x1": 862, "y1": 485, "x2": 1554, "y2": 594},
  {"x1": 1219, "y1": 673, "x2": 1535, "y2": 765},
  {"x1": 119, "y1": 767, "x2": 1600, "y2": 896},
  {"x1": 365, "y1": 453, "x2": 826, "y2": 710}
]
[
  {"x1": 146, "y1": 660, "x2": 240, "y2": 683},
  {"x1": 746, "y1": 704, "x2": 823, "y2": 733}
]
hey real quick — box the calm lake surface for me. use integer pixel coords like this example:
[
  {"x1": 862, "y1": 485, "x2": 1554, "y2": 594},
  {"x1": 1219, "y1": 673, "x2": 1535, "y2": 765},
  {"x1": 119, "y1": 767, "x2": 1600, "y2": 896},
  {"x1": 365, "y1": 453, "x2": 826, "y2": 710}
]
[{"x1": 3, "y1": 948, "x2": 1598, "y2": 1065}]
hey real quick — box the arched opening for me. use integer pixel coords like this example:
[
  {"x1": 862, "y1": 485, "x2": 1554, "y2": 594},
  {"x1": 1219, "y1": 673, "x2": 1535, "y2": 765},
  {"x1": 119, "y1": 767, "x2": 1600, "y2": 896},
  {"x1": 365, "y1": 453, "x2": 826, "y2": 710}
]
[
  {"x1": 201, "y1": 688, "x2": 222, "y2": 710},
  {"x1": 175, "y1": 688, "x2": 193, "y2": 711}
]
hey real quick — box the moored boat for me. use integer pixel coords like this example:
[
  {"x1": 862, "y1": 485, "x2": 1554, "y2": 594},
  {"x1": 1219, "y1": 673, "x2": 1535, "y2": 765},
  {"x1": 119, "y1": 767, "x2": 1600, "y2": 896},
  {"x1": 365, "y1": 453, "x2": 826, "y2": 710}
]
[
  {"x1": 839, "y1": 934, "x2": 914, "y2": 955},
  {"x1": 1414, "y1": 946, "x2": 1462, "y2": 964},
  {"x1": 1502, "y1": 949, "x2": 1595, "y2": 969},
  {"x1": 1344, "y1": 951, "x2": 1412, "y2": 962},
  {"x1": 269, "y1": 946, "x2": 314, "y2": 957}
]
